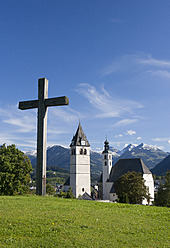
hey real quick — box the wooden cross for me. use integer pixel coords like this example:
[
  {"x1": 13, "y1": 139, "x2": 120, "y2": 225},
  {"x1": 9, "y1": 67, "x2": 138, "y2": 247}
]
[{"x1": 18, "y1": 78, "x2": 69, "y2": 196}]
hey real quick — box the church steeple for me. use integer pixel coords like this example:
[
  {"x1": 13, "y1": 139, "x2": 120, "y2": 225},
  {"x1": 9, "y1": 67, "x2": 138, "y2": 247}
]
[
  {"x1": 103, "y1": 137, "x2": 110, "y2": 153},
  {"x1": 70, "y1": 121, "x2": 90, "y2": 147},
  {"x1": 102, "y1": 137, "x2": 112, "y2": 200},
  {"x1": 70, "y1": 121, "x2": 91, "y2": 198}
]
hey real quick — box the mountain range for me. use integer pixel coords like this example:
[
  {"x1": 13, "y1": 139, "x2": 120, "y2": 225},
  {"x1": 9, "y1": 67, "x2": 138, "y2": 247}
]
[{"x1": 25, "y1": 143, "x2": 170, "y2": 181}]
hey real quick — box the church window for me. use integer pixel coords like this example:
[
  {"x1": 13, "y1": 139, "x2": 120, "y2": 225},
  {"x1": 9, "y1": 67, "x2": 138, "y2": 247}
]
[
  {"x1": 84, "y1": 149, "x2": 87, "y2": 155},
  {"x1": 110, "y1": 162, "x2": 111, "y2": 166},
  {"x1": 80, "y1": 148, "x2": 83, "y2": 155},
  {"x1": 82, "y1": 188, "x2": 85, "y2": 192},
  {"x1": 72, "y1": 148, "x2": 75, "y2": 155},
  {"x1": 104, "y1": 155, "x2": 107, "y2": 159},
  {"x1": 109, "y1": 155, "x2": 111, "y2": 160},
  {"x1": 105, "y1": 161, "x2": 107, "y2": 166}
]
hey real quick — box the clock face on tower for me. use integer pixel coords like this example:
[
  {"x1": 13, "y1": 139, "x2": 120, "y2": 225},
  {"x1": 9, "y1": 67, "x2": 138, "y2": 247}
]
[{"x1": 81, "y1": 140, "x2": 86, "y2": 146}]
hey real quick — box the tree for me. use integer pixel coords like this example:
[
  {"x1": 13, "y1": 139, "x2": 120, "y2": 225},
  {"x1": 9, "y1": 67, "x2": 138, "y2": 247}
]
[
  {"x1": 66, "y1": 187, "x2": 75, "y2": 199},
  {"x1": 154, "y1": 170, "x2": 170, "y2": 207},
  {"x1": 46, "y1": 183, "x2": 55, "y2": 195},
  {"x1": 114, "y1": 171, "x2": 147, "y2": 204},
  {"x1": 0, "y1": 144, "x2": 32, "y2": 195}
]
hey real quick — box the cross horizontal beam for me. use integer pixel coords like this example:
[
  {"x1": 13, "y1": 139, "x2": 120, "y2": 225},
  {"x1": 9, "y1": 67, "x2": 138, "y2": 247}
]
[
  {"x1": 19, "y1": 100, "x2": 38, "y2": 110},
  {"x1": 45, "y1": 96, "x2": 69, "y2": 107},
  {"x1": 19, "y1": 96, "x2": 69, "y2": 110}
]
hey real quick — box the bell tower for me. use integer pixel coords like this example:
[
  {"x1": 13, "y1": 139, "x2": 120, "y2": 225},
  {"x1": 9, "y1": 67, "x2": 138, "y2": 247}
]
[
  {"x1": 70, "y1": 121, "x2": 91, "y2": 198},
  {"x1": 102, "y1": 138, "x2": 112, "y2": 200}
]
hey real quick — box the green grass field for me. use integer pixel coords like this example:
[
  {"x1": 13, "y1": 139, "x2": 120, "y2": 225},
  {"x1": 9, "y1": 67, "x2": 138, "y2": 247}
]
[{"x1": 0, "y1": 196, "x2": 169, "y2": 248}]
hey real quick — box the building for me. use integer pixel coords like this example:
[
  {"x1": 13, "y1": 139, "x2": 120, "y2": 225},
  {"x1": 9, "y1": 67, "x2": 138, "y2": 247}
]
[
  {"x1": 102, "y1": 138, "x2": 112, "y2": 200},
  {"x1": 64, "y1": 121, "x2": 91, "y2": 198},
  {"x1": 100, "y1": 139, "x2": 154, "y2": 205}
]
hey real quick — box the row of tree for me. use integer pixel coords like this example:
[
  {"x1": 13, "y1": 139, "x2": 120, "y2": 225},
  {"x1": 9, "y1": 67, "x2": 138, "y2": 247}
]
[{"x1": 154, "y1": 171, "x2": 170, "y2": 207}]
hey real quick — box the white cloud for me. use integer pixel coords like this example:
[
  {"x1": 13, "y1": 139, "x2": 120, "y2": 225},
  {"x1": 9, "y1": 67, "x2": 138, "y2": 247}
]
[
  {"x1": 136, "y1": 55, "x2": 170, "y2": 79},
  {"x1": 137, "y1": 56, "x2": 170, "y2": 68},
  {"x1": 115, "y1": 134, "x2": 123, "y2": 138},
  {"x1": 125, "y1": 130, "x2": 136, "y2": 136},
  {"x1": 149, "y1": 70, "x2": 170, "y2": 79},
  {"x1": 152, "y1": 137, "x2": 170, "y2": 142},
  {"x1": 76, "y1": 84, "x2": 142, "y2": 119},
  {"x1": 113, "y1": 118, "x2": 138, "y2": 127},
  {"x1": 137, "y1": 137, "x2": 142, "y2": 140},
  {"x1": 3, "y1": 116, "x2": 36, "y2": 133},
  {"x1": 0, "y1": 104, "x2": 80, "y2": 150},
  {"x1": 102, "y1": 54, "x2": 170, "y2": 80},
  {"x1": 48, "y1": 107, "x2": 81, "y2": 124}
]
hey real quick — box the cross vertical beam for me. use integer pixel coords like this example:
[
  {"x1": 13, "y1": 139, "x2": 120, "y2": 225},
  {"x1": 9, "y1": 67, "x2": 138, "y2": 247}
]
[
  {"x1": 36, "y1": 78, "x2": 48, "y2": 196},
  {"x1": 18, "y1": 77, "x2": 69, "y2": 196}
]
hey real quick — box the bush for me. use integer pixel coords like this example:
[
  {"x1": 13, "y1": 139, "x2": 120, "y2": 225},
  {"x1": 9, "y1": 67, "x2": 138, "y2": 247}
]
[{"x1": 46, "y1": 183, "x2": 55, "y2": 195}]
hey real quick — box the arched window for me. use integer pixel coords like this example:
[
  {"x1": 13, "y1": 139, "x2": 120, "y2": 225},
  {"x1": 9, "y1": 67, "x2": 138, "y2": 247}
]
[
  {"x1": 84, "y1": 149, "x2": 87, "y2": 155},
  {"x1": 104, "y1": 155, "x2": 107, "y2": 160},
  {"x1": 80, "y1": 148, "x2": 83, "y2": 155},
  {"x1": 82, "y1": 188, "x2": 85, "y2": 192},
  {"x1": 110, "y1": 161, "x2": 111, "y2": 166},
  {"x1": 109, "y1": 155, "x2": 111, "y2": 160},
  {"x1": 105, "y1": 161, "x2": 107, "y2": 166}
]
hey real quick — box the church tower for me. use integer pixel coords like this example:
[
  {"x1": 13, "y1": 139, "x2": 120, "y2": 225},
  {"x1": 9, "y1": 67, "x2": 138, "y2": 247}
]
[
  {"x1": 102, "y1": 138, "x2": 112, "y2": 200},
  {"x1": 70, "y1": 121, "x2": 91, "y2": 198}
]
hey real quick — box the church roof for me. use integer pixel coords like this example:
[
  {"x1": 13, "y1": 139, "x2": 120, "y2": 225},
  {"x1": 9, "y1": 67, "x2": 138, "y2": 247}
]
[
  {"x1": 70, "y1": 121, "x2": 90, "y2": 147},
  {"x1": 64, "y1": 177, "x2": 70, "y2": 186},
  {"x1": 108, "y1": 158, "x2": 151, "y2": 183},
  {"x1": 81, "y1": 192, "x2": 93, "y2": 200},
  {"x1": 109, "y1": 158, "x2": 152, "y2": 193}
]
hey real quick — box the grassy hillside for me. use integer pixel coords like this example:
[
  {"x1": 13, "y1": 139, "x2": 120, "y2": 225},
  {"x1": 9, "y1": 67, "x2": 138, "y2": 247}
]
[{"x1": 0, "y1": 196, "x2": 169, "y2": 247}]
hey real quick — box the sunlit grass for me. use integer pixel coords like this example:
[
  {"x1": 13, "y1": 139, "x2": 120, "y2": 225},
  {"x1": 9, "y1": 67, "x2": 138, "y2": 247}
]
[{"x1": 0, "y1": 196, "x2": 169, "y2": 247}]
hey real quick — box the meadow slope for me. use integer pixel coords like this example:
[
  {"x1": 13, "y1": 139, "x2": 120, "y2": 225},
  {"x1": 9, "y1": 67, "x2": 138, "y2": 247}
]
[{"x1": 0, "y1": 196, "x2": 169, "y2": 247}]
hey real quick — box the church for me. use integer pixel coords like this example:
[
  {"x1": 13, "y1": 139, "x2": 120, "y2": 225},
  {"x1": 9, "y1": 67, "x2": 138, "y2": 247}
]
[
  {"x1": 64, "y1": 121, "x2": 91, "y2": 198},
  {"x1": 64, "y1": 122, "x2": 154, "y2": 204},
  {"x1": 100, "y1": 139, "x2": 155, "y2": 205}
]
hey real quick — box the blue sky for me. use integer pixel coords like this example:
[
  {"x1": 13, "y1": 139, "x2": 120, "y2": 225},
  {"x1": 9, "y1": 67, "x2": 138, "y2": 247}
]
[{"x1": 1, "y1": 0, "x2": 170, "y2": 152}]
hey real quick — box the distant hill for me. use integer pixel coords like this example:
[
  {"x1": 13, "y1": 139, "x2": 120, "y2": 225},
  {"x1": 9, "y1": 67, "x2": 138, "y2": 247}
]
[
  {"x1": 25, "y1": 143, "x2": 169, "y2": 181},
  {"x1": 151, "y1": 154, "x2": 170, "y2": 176},
  {"x1": 26, "y1": 145, "x2": 102, "y2": 182},
  {"x1": 115, "y1": 143, "x2": 169, "y2": 170}
]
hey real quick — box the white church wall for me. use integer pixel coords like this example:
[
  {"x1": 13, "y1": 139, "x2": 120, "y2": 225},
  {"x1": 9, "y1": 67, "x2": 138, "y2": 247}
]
[
  {"x1": 70, "y1": 144, "x2": 91, "y2": 198},
  {"x1": 77, "y1": 165, "x2": 90, "y2": 174},
  {"x1": 70, "y1": 173, "x2": 76, "y2": 196},
  {"x1": 77, "y1": 154, "x2": 90, "y2": 165},
  {"x1": 142, "y1": 174, "x2": 154, "y2": 205},
  {"x1": 76, "y1": 174, "x2": 91, "y2": 198},
  {"x1": 103, "y1": 182, "x2": 112, "y2": 200}
]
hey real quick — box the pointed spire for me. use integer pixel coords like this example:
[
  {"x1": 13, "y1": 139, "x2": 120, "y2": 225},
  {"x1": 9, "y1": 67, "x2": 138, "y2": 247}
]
[{"x1": 70, "y1": 121, "x2": 90, "y2": 147}]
